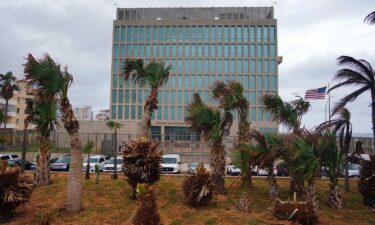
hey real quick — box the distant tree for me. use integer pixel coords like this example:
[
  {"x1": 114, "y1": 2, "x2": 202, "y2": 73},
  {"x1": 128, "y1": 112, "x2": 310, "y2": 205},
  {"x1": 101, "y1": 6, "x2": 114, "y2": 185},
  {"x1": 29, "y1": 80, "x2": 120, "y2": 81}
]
[
  {"x1": 83, "y1": 141, "x2": 95, "y2": 180},
  {"x1": 0, "y1": 72, "x2": 18, "y2": 128},
  {"x1": 106, "y1": 120, "x2": 123, "y2": 179}
]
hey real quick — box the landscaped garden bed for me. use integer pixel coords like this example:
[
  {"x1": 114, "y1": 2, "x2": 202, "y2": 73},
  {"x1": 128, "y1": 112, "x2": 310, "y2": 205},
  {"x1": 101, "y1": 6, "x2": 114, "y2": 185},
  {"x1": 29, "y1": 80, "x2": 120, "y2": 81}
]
[{"x1": 6, "y1": 173, "x2": 375, "y2": 225}]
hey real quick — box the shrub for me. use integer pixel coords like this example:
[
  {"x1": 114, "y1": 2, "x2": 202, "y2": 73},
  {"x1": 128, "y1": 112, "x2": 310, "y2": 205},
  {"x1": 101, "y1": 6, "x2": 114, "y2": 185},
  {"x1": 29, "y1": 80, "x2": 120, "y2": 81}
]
[
  {"x1": 182, "y1": 163, "x2": 215, "y2": 207},
  {"x1": 0, "y1": 164, "x2": 32, "y2": 220},
  {"x1": 131, "y1": 184, "x2": 161, "y2": 225},
  {"x1": 358, "y1": 155, "x2": 375, "y2": 208}
]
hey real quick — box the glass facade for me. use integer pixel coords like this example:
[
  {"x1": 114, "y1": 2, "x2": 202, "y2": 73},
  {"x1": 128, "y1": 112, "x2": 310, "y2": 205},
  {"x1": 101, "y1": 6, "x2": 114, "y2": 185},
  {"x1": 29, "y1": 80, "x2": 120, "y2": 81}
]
[{"x1": 111, "y1": 8, "x2": 278, "y2": 133}]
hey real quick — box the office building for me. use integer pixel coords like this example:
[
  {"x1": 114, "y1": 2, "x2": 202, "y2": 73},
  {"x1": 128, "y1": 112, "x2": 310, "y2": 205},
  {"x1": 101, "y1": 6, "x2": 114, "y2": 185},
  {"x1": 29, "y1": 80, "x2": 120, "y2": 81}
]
[
  {"x1": 110, "y1": 7, "x2": 280, "y2": 137},
  {"x1": 74, "y1": 106, "x2": 93, "y2": 121}
]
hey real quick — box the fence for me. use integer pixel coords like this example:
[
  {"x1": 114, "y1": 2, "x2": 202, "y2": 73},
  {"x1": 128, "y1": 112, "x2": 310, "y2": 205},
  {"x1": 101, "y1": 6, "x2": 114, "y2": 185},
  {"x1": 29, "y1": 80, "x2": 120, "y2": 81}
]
[{"x1": 0, "y1": 129, "x2": 373, "y2": 164}]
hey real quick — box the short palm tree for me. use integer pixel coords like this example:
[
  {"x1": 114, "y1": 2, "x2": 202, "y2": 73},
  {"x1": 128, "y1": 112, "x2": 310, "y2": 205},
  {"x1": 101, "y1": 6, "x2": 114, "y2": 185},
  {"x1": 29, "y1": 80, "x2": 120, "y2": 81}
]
[
  {"x1": 0, "y1": 110, "x2": 8, "y2": 127},
  {"x1": 122, "y1": 59, "x2": 171, "y2": 138},
  {"x1": 0, "y1": 72, "x2": 18, "y2": 128},
  {"x1": 213, "y1": 80, "x2": 252, "y2": 187},
  {"x1": 318, "y1": 130, "x2": 344, "y2": 209},
  {"x1": 26, "y1": 96, "x2": 58, "y2": 186},
  {"x1": 240, "y1": 130, "x2": 283, "y2": 205},
  {"x1": 83, "y1": 141, "x2": 95, "y2": 180},
  {"x1": 123, "y1": 138, "x2": 162, "y2": 199},
  {"x1": 365, "y1": 11, "x2": 375, "y2": 24},
  {"x1": 185, "y1": 93, "x2": 233, "y2": 194},
  {"x1": 24, "y1": 53, "x2": 84, "y2": 212},
  {"x1": 0, "y1": 166, "x2": 32, "y2": 221},
  {"x1": 329, "y1": 56, "x2": 375, "y2": 141},
  {"x1": 182, "y1": 163, "x2": 215, "y2": 207},
  {"x1": 287, "y1": 132, "x2": 321, "y2": 214},
  {"x1": 316, "y1": 107, "x2": 352, "y2": 192},
  {"x1": 263, "y1": 94, "x2": 311, "y2": 194},
  {"x1": 106, "y1": 120, "x2": 123, "y2": 179},
  {"x1": 131, "y1": 184, "x2": 161, "y2": 225}
]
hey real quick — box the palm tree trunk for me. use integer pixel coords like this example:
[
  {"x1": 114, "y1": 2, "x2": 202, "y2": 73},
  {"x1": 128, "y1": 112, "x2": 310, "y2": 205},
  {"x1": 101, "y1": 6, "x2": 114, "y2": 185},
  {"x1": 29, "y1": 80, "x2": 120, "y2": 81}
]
[
  {"x1": 238, "y1": 115, "x2": 252, "y2": 188},
  {"x1": 289, "y1": 173, "x2": 303, "y2": 195},
  {"x1": 306, "y1": 178, "x2": 319, "y2": 213},
  {"x1": 328, "y1": 183, "x2": 342, "y2": 209},
  {"x1": 85, "y1": 151, "x2": 90, "y2": 179},
  {"x1": 21, "y1": 128, "x2": 27, "y2": 173},
  {"x1": 4, "y1": 99, "x2": 8, "y2": 128},
  {"x1": 211, "y1": 140, "x2": 226, "y2": 194},
  {"x1": 268, "y1": 165, "x2": 279, "y2": 206},
  {"x1": 344, "y1": 153, "x2": 349, "y2": 192},
  {"x1": 34, "y1": 137, "x2": 50, "y2": 186},
  {"x1": 61, "y1": 98, "x2": 83, "y2": 212},
  {"x1": 113, "y1": 128, "x2": 118, "y2": 179},
  {"x1": 243, "y1": 166, "x2": 253, "y2": 188},
  {"x1": 140, "y1": 88, "x2": 158, "y2": 138}
]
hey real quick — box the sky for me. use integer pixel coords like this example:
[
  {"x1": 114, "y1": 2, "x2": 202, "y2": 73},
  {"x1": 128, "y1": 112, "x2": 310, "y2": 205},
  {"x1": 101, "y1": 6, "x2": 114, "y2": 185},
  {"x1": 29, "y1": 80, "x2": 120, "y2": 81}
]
[{"x1": 0, "y1": 0, "x2": 374, "y2": 134}]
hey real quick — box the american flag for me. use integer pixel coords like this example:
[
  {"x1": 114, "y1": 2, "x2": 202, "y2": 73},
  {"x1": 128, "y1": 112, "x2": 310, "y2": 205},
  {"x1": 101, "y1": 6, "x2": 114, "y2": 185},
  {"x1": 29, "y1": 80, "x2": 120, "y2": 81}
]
[{"x1": 304, "y1": 86, "x2": 327, "y2": 100}]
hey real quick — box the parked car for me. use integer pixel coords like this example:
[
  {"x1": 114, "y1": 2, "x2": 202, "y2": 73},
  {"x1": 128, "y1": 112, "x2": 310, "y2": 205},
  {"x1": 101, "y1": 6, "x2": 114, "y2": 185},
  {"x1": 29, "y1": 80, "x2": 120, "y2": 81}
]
[
  {"x1": 187, "y1": 162, "x2": 199, "y2": 174},
  {"x1": 348, "y1": 163, "x2": 361, "y2": 178},
  {"x1": 276, "y1": 163, "x2": 289, "y2": 177},
  {"x1": 161, "y1": 154, "x2": 181, "y2": 173},
  {"x1": 49, "y1": 157, "x2": 59, "y2": 165},
  {"x1": 82, "y1": 155, "x2": 107, "y2": 173},
  {"x1": 7, "y1": 159, "x2": 36, "y2": 170},
  {"x1": 103, "y1": 156, "x2": 123, "y2": 173},
  {"x1": 226, "y1": 162, "x2": 241, "y2": 176},
  {"x1": 253, "y1": 166, "x2": 268, "y2": 176},
  {"x1": 50, "y1": 156, "x2": 71, "y2": 171},
  {"x1": 0, "y1": 154, "x2": 18, "y2": 160}
]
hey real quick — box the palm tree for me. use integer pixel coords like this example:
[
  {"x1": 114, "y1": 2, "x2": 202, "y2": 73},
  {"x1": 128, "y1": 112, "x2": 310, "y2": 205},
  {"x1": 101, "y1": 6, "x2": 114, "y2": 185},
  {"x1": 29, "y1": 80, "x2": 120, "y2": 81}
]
[
  {"x1": 240, "y1": 130, "x2": 283, "y2": 206},
  {"x1": 318, "y1": 130, "x2": 344, "y2": 209},
  {"x1": 316, "y1": 107, "x2": 352, "y2": 192},
  {"x1": 24, "y1": 53, "x2": 84, "y2": 212},
  {"x1": 287, "y1": 132, "x2": 321, "y2": 214},
  {"x1": 26, "y1": 95, "x2": 58, "y2": 186},
  {"x1": 263, "y1": 94, "x2": 310, "y2": 134},
  {"x1": 328, "y1": 56, "x2": 375, "y2": 141},
  {"x1": 0, "y1": 110, "x2": 8, "y2": 127},
  {"x1": 106, "y1": 120, "x2": 123, "y2": 179},
  {"x1": 212, "y1": 80, "x2": 252, "y2": 187},
  {"x1": 263, "y1": 94, "x2": 311, "y2": 194},
  {"x1": 83, "y1": 141, "x2": 95, "y2": 180},
  {"x1": 0, "y1": 72, "x2": 18, "y2": 128},
  {"x1": 185, "y1": 93, "x2": 233, "y2": 194},
  {"x1": 365, "y1": 11, "x2": 375, "y2": 24},
  {"x1": 122, "y1": 59, "x2": 171, "y2": 138}
]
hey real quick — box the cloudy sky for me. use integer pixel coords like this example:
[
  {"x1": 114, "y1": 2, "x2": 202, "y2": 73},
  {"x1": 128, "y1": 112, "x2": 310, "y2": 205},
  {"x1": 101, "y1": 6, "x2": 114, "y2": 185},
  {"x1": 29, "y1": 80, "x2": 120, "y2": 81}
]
[{"x1": 0, "y1": 0, "x2": 374, "y2": 134}]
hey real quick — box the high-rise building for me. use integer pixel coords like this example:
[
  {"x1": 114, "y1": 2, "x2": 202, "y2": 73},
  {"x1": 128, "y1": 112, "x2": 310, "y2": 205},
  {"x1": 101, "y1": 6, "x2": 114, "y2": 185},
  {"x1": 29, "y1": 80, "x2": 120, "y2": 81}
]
[
  {"x1": 110, "y1": 7, "x2": 280, "y2": 137},
  {"x1": 95, "y1": 109, "x2": 110, "y2": 121},
  {"x1": 74, "y1": 106, "x2": 93, "y2": 121}
]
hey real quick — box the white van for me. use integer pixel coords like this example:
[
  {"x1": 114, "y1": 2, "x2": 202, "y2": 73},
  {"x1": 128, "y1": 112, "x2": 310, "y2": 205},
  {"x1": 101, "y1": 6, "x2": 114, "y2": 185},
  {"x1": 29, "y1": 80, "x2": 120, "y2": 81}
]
[{"x1": 161, "y1": 154, "x2": 181, "y2": 174}]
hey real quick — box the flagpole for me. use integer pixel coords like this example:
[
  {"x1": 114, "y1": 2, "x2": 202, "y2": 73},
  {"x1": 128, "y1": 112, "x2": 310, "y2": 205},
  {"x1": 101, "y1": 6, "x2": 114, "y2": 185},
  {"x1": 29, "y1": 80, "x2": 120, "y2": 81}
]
[{"x1": 328, "y1": 83, "x2": 331, "y2": 121}]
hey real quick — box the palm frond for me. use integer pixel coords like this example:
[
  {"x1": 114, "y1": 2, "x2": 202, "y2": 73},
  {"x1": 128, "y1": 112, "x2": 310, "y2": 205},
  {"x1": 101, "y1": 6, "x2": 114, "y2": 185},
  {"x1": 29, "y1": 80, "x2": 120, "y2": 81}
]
[
  {"x1": 364, "y1": 11, "x2": 375, "y2": 24},
  {"x1": 332, "y1": 86, "x2": 368, "y2": 114}
]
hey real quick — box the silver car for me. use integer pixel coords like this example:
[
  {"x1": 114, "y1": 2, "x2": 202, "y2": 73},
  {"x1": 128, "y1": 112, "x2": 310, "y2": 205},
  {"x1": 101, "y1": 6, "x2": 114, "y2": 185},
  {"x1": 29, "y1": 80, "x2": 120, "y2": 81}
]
[{"x1": 50, "y1": 156, "x2": 70, "y2": 171}]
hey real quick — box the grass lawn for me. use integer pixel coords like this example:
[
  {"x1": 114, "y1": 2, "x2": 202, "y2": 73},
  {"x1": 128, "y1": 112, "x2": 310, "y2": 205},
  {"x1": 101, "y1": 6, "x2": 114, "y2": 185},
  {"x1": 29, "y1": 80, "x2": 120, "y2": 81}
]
[{"x1": 7, "y1": 173, "x2": 375, "y2": 225}]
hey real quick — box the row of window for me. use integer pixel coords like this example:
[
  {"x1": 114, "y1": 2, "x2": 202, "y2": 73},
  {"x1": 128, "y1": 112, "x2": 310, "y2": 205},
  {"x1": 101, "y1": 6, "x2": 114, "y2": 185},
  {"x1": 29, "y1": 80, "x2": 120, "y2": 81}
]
[
  {"x1": 111, "y1": 104, "x2": 273, "y2": 122},
  {"x1": 113, "y1": 25, "x2": 276, "y2": 44},
  {"x1": 112, "y1": 89, "x2": 277, "y2": 107},
  {"x1": 113, "y1": 59, "x2": 277, "y2": 74},
  {"x1": 113, "y1": 74, "x2": 277, "y2": 90},
  {"x1": 113, "y1": 44, "x2": 277, "y2": 59}
]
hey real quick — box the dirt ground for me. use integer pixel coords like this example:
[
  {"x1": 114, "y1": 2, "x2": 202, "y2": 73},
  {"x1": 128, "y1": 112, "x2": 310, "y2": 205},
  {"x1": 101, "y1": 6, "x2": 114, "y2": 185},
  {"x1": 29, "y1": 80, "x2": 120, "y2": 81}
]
[{"x1": 4, "y1": 173, "x2": 375, "y2": 225}]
